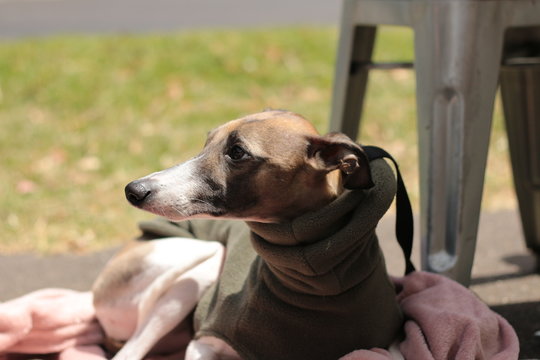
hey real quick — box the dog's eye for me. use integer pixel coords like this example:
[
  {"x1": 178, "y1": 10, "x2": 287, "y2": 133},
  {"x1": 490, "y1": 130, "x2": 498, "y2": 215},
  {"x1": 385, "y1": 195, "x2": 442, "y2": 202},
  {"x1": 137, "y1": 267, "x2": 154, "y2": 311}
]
[{"x1": 227, "y1": 145, "x2": 250, "y2": 161}]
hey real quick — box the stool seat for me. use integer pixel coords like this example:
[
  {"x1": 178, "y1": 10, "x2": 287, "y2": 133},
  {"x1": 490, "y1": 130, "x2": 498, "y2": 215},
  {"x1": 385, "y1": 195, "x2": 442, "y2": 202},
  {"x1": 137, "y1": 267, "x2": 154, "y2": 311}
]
[{"x1": 330, "y1": 0, "x2": 540, "y2": 285}]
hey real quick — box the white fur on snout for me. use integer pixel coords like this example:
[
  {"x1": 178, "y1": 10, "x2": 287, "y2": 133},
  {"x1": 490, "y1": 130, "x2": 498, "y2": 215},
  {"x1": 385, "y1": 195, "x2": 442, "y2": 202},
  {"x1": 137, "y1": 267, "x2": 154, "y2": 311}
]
[{"x1": 141, "y1": 158, "x2": 208, "y2": 220}]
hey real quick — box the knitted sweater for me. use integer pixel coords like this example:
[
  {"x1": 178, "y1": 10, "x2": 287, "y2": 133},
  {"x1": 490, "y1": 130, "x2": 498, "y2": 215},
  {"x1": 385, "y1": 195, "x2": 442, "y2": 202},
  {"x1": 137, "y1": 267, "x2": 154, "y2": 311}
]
[{"x1": 138, "y1": 159, "x2": 402, "y2": 360}]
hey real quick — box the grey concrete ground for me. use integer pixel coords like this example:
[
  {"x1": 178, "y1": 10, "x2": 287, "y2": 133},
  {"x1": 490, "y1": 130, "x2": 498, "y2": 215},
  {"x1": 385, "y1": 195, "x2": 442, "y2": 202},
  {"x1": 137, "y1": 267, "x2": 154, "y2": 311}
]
[
  {"x1": 1, "y1": 210, "x2": 539, "y2": 358},
  {"x1": 0, "y1": 0, "x2": 339, "y2": 39}
]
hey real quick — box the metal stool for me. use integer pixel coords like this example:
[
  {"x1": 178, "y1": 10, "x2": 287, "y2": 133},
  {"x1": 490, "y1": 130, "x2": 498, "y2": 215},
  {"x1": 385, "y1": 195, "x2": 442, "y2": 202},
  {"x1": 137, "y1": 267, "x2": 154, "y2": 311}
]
[{"x1": 330, "y1": 0, "x2": 540, "y2": 285}]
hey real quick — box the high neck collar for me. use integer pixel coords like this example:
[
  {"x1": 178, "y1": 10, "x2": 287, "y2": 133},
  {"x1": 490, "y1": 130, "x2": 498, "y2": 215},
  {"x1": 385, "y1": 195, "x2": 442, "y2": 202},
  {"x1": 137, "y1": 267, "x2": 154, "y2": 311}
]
[
  {"x1": 244, "y1": 159, "x2": 397, "y2": 295},
  {"x1": 247, "y1": 189, "x2": 367, "y2": 246}
]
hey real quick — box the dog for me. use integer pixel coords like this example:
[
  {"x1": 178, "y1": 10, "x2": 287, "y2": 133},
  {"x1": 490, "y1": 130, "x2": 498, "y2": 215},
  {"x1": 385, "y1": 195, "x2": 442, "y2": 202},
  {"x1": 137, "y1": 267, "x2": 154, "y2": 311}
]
[{"x1": 92, "y1": 110, "x2": 402, "y2": 360}]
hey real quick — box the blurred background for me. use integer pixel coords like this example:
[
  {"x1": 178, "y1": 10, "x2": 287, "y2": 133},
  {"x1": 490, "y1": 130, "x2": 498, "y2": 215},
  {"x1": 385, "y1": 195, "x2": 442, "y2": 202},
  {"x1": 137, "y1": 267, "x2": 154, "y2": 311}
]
[{"x1": 0, "y1": 0, "x2": 514, "y2": 254}]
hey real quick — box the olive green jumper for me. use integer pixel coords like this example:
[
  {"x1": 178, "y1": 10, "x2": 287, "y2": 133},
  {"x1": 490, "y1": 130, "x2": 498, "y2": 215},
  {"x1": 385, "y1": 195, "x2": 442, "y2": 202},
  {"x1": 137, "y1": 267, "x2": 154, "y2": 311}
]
[{"x1": 138, "y1": 159, "x2": 403, "y2": 360}]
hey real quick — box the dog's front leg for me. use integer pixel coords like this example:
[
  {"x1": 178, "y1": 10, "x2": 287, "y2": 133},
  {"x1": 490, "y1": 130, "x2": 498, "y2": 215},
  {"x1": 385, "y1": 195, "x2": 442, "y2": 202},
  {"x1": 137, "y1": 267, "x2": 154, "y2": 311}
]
[{"x1": 111, "y1": 244, "x2": 224, "y2": 360}]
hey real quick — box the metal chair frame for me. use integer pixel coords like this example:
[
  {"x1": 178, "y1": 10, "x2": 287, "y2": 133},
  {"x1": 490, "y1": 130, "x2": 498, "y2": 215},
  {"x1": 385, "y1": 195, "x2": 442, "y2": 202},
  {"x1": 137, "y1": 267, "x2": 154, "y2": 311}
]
[{"x1": 330, "y1": 0, "x2": 540, "y2": 285}]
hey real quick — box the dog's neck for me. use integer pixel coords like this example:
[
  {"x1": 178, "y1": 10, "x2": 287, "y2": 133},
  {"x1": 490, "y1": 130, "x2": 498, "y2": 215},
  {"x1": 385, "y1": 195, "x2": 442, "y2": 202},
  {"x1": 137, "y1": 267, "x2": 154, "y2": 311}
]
[
  {"x1": 246, "y1": 187, "x2": 362, "y2": 246},
  {"x1": 278, "y1": 169, "x2": 346, "y2": 223},
  {"x1": 326, "y1": 169, "x2": 345, "y2": 201},
  {"x1": 245, "y1": 188, "x2": 382, "y2": 297}
]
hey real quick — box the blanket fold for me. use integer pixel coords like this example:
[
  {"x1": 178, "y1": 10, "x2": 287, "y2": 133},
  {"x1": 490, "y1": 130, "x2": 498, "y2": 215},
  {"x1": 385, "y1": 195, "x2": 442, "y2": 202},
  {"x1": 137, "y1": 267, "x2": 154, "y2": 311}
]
[
  {"x1": 0, "y1": 289, "x2": 105, "y2": 359},
  {"x1": 341, "y1": 272, "x2": 519, "y2": 360}
]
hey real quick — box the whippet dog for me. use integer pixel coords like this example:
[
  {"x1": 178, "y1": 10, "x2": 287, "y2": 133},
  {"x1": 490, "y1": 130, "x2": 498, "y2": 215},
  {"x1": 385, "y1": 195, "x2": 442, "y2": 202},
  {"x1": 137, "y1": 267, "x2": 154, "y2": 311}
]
[{"x1": 92, "y1": 110, "x2": 402, "y2": 360}]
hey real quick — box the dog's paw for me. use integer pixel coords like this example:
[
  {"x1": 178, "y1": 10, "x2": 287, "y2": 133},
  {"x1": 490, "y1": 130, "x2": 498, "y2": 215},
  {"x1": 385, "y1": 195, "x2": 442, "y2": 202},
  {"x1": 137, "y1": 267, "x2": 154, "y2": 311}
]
[{"x1": 185, "y1": 337, "x2": 240, "y2": 360}]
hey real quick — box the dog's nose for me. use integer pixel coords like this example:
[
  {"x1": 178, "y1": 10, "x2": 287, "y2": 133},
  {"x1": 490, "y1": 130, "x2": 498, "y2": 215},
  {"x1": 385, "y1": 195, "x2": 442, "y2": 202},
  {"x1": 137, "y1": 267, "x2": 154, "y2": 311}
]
[{"x1": 125, "y1": 180, "x2": 152, "y2": 206}]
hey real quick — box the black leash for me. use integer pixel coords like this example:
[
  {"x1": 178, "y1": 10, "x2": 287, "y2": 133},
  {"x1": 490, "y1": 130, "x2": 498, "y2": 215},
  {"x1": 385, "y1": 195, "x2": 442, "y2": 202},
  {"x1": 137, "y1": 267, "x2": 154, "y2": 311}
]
[{"x1": 363, "y1": 145, "x2": 416, "y2": 275}]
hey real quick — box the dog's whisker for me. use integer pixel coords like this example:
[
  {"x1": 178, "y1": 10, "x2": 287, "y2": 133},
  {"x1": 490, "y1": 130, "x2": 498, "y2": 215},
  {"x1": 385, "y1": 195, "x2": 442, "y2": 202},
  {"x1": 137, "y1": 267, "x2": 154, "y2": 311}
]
[
  {"x1": 171, "y1": 204, "x2": 184, "y2": 215},
  {"x1": 190, "y1": 199, "x2": 213, "y2": 207}
]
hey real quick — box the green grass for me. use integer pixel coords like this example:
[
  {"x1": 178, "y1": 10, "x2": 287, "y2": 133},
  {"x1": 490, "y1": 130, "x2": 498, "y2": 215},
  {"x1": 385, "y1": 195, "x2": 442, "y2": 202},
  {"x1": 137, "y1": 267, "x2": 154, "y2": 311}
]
[{"x1": 0, "y1": 26, "x2": 514, "y2": 253}]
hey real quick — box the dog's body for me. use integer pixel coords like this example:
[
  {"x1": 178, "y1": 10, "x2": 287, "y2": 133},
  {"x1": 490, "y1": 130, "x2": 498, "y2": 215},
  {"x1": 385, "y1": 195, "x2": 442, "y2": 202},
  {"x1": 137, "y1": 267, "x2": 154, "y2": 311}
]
[
  {"x1": 92, "y1": 110, "x2": 402, "y2": 359},
  {"x1": 93, "y1": 237, "x2": 225, "y2": 359}
]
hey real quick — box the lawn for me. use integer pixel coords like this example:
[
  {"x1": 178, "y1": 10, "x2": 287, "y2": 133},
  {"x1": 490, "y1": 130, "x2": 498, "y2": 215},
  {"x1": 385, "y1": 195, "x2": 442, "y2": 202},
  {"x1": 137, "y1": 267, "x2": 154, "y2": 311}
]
[{"x1": 0, "y1": 26, "x2": 514, "y2": 253}]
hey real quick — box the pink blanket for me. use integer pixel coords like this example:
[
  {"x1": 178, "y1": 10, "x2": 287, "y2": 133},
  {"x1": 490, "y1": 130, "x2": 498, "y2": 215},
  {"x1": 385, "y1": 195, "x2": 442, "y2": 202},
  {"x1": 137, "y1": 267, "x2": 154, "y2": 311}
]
[
  {"x1": 0, "y1": 289, "x2": 105, "y2": 360},
  {"x1": 0, "y1": 272, "x2": 519, "y2": 360},
  {"x1": 340, "y1": 272, "x2": 519, "y2": 360}
]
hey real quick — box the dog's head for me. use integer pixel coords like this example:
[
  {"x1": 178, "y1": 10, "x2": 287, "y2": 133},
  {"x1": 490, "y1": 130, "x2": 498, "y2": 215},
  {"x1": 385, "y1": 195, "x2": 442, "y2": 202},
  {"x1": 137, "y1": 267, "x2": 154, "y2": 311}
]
[{"x1": 125, "y1": 110, "x2": 373, "y2": 222}]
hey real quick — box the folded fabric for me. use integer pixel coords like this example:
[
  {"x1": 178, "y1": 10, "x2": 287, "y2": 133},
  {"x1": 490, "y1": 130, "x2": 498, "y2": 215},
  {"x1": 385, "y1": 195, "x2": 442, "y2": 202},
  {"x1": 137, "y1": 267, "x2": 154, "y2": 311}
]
[
  {"x1": 340, "y1": 271, "x2": 519, "y2": 360},
  {"x1": 0, "y1": 289, "x2": 103, "y2": 356},
  {"x1": 8, "y1": 322, "x2": 102, "y2": 354}
]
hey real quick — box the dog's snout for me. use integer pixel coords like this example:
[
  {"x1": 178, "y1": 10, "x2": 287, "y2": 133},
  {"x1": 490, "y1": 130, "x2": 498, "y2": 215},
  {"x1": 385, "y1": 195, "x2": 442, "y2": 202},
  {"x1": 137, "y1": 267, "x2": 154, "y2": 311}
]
[{"x1": 125, "y1": 180, "x2": 152, "y2": 206}]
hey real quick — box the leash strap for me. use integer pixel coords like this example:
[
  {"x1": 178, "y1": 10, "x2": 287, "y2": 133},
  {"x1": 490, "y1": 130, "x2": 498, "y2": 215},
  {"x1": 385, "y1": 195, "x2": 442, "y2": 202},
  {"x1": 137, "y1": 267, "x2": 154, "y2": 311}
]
[{"x1": 363, "y1": 145, "x2": 416, "y2": 275}]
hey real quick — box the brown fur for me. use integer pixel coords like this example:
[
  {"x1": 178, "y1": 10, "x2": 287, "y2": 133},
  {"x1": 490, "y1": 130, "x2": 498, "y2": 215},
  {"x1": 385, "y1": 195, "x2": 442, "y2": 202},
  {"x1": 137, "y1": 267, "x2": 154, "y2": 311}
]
[{"x1": 125, "y1": 110, "x2": 372, "y2": 223}]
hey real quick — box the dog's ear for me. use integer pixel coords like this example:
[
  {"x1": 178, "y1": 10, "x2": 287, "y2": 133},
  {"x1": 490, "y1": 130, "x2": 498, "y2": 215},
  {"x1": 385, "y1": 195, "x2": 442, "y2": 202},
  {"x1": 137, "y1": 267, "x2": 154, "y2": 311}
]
[{"x1": 307, "y1": 133, "x2": 374, "y2": 189}]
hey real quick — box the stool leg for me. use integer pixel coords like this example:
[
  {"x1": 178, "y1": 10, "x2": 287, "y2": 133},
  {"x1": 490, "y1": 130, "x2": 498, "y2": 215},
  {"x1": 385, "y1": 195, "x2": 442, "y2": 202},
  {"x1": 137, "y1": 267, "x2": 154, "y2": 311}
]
[
  {"x1": 329, "y1": 21, "x2": 376, "y2": 138},
  {"x1": 500, "y1": 56, "x2": 540, "y2": 269},
  {"x1": 413, "y1": 1, "x2": 505, "y2": 285}
]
